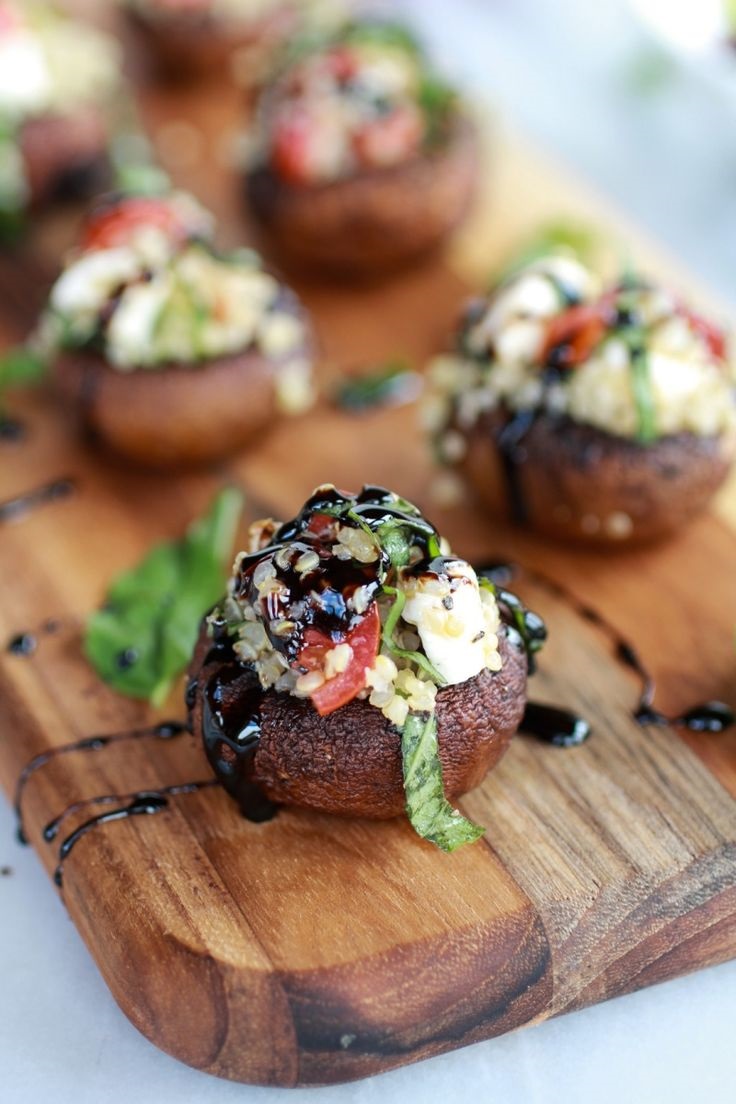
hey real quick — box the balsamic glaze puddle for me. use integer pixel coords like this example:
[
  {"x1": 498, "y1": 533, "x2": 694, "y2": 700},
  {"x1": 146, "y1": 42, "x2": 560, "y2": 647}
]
[
  {"x1": 476, "y1": 561, "x2": 735, "y2": 741},
  {"x1": 0, "y1": 477, "x2": 76, "y2": 524}
]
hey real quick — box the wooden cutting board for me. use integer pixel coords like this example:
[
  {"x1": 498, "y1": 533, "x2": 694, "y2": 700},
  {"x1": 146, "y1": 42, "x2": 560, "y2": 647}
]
[{"x1": 1, "y1": 13, "x2": 736, "y2": 1088}]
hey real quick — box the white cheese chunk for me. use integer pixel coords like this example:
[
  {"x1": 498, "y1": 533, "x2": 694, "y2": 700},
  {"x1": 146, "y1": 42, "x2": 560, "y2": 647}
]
[{"x1": 400, "y1": 560, "x2": 500, "y2": 686}]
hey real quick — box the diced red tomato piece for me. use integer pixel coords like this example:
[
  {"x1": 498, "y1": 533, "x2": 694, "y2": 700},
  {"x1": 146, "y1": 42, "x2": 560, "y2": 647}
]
[
  {"x1": 679, "y1": 306, "x2": 726, "y2": 361},
  {"x1": 81, "y1": 197, "x2": 195, "y2": 253},
  {"x1": 352, "y1": 104, "x2": 424, "y2": 169},
  {"x1": 271, "y1": 109, "x2": 318, "y2": 186},
  {"x1": 305, "y1": 512, "x2": 337, "y2": 541},
  {"x1": 324, "y1": 45, "x2": 359, "y2": 83},
  {"x1": 297, "y1": 603, "x2": 381, "y2": 717},
  {"x1": 542, "y1": 303, "x2": 609, "y2": 368}
]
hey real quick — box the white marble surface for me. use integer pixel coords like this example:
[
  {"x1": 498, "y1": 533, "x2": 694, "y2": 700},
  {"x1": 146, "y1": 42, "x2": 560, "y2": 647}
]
[{"x1": 4, "y1": 1, "x2": 736, "y2": 1101}]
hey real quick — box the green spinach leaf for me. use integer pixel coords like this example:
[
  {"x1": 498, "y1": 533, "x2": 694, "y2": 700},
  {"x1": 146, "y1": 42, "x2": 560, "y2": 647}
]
[{"x1": 85, "y1": 487, "x2": 243, "y2": 706}]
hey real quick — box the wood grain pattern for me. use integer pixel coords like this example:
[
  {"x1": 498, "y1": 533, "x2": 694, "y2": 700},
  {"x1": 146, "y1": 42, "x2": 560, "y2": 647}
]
[{"x1": 1, "y1": 7, "x2": 736, "y2": 1087}]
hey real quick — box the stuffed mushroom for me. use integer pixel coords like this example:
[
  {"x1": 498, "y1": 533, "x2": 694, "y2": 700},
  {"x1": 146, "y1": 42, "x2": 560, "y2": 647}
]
[
  {"x1": 0, "y1": 2, "x2": 120, "y2": 237},
  {"x1": 39, "y1": 188, "x2": 315, "y2": 468},
  {"x1": 245, "y1": 19, "x2": 478, "y2": 278},
  {"x1": 187, "y1": 484, "x2": 545, "y2": 851},
  {"x1": 426, "y1": 254, "x2": 736, "y2": 544}
]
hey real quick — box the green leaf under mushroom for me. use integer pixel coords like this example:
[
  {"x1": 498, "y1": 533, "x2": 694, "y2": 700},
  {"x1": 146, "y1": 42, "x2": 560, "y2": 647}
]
[{"x1": 85, "y1": 487, "x2": 243, "y2": 706}]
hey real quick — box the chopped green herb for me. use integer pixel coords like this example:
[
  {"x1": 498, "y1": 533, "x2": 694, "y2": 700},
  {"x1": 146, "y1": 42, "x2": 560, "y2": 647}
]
[
  {"x1": 333, "y1": 360, "x2": 421, "y2": 413},
  {"x1": 85, "y1": 488, "x2": 243, "y2": 706},
  {"x1": 628, "y1": 341, "x2": 656, "y2": 444},
  {"x1": 493, "y1": 221, "x2": 603, "y2": 286},
  {"x1": 342, "y1": 20, "x2": 422, "y2": 57},
  {"x1": 0, "y1": 346, "x2": 47, "y2": 419},
  {"x1": 110, "y1": 131, "x2": 171, "y2": 198},
  {"x1": 479, "y1": 578, "x2": 547, "y2": 666},
  {"x1": 0, "y1": 346, "x2": 46, "y2": 390},
  {"x1": 401, "y1": 710, "x2": 484, "y2": 851},
  {"x1": 382, "y1": 585, "x2": 446, "y2": 685}
]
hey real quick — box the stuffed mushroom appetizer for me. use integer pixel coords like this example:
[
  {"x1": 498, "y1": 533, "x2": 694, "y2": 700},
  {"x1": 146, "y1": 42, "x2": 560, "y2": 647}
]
[
  {"x1": 188, "y1": 484, "x2": 545, "y2": 851},
  {"x1": 246, "y1": 19, "x2": 478, "y2": 278},
  {"x1": 426, "y1": 254, "x2": 736, "y2": 544},
  {"x1": 0, "y1": 2, "x2": 120, "y2": 237},
  {"x1": 125, "y1": 0, "x2": 338, "y2": 82},
  {"x1": 39, "y1": 188, "x2": 314, "y2": 468}
]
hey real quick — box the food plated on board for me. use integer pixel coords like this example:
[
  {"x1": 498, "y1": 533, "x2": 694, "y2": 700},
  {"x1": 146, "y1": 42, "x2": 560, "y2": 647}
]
[
  {"x1": 35, "y1": 188, "x2": 314, "y2": 468},
  {"x1": 246, "y1": 18, "x2": 478, "y2": 277},
  {"x1": 187, "y1": 484, "x2": 545, "y2": 850},
  {"x1": 425, "y1": 253, "x2": 736, "y2": 543}
]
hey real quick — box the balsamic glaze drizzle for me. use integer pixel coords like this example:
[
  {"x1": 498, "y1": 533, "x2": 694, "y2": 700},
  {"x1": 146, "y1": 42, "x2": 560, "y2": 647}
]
[
  {"x1": 476, "y1": 561, "x2": 735, "y2": 739},
  {"x1": 200, "y1": 637, "x2": 277, "y2": 824},
  {"x1": 52, "y1": 780, "x2": 218, "y2": 888},
  {"x1": 5, "y1": 618, "x2": 62, "y2": 658},
  {"x1": 7, "y1": 632, "x2": 37, "y2": 657},
  {"x1": 0, "y1": 477, "x2": 75, "y2": 524},
  {"x1": 14, "y1": 721, "x2": 188, "y2": 844}
]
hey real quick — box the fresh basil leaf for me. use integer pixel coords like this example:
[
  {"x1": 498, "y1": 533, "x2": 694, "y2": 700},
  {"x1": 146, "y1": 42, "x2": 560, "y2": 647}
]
[
  {"x1": 85, "y1": 487, "x2": 243, "y2": 706},
  {"x1": 333, "y1": 360, "x2": 420, "y2": 413},
  {"x1": 629, "y1": 341, "x2": 656, "y2": 444},
  {"x1": 342, "y1": 20, "x2": 422, "y2": 58},
  {"x1": 382, "y1": 585, "x2": 446, "y2": 685},
  {"x1": 493, "y1": 221, "x2": 603, "y2": 286},
  {"x1": 0, "y1": 346, "x2": 46, "y2": 390},
  {"x1": 401, "y1": 710, "x2": 484, "y2": 851},
  {"x1": 376, "y1": 521, "x2": 412, "y2": 568}
]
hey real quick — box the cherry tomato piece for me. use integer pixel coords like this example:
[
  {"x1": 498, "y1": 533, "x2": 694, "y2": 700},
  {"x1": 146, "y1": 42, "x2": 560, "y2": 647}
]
[{"x1": 298, "y1": 603, "x2": 381, "y2": 717}]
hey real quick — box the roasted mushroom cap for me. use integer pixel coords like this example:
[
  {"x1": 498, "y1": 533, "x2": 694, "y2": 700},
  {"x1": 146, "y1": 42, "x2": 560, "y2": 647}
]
[
  {"x1": 126, "y1": 2, "x2": 298, "y2": 80},
  {"x1": 19, "y1": 108, "x2": 109, "y2": 209},
  {"x1": 246, "y1": 115, "x2": 478, "y2": 279},
  {"x1": 54, "y1": 311, "x2": 313, "y2": 470},
  {"x1": 460, "y1": 408, "x2": 736, "y2": 545},
  {"x1": 189, "y1": 622, "x2": 527, "y2": 820}
]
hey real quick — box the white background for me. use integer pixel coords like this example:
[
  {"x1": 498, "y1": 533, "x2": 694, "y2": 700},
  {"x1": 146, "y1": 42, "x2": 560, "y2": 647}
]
[{"x1": 3, "y1": 1, "x2": 736, "y2": 1101}]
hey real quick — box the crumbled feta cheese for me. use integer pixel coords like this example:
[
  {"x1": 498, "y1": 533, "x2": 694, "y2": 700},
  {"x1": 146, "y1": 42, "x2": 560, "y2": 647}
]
[{"x1": 400, "y1": 560, "x2": 501, "y2": 685}]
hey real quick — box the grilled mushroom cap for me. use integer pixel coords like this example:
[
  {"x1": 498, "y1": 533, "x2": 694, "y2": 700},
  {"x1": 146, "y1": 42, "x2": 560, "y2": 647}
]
[
  {"x1": 459, "y1": 407, "x2": 736, "y2": 545},
  {"x1": 54, "y1": 303, "x2": 313, "y2": 470},
  {"x1": 246, "y1": 115, "x2": 478, "y2": 279},
  {"x1": 189, "y1": 621, "x2": 527, "y2": 820}
]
